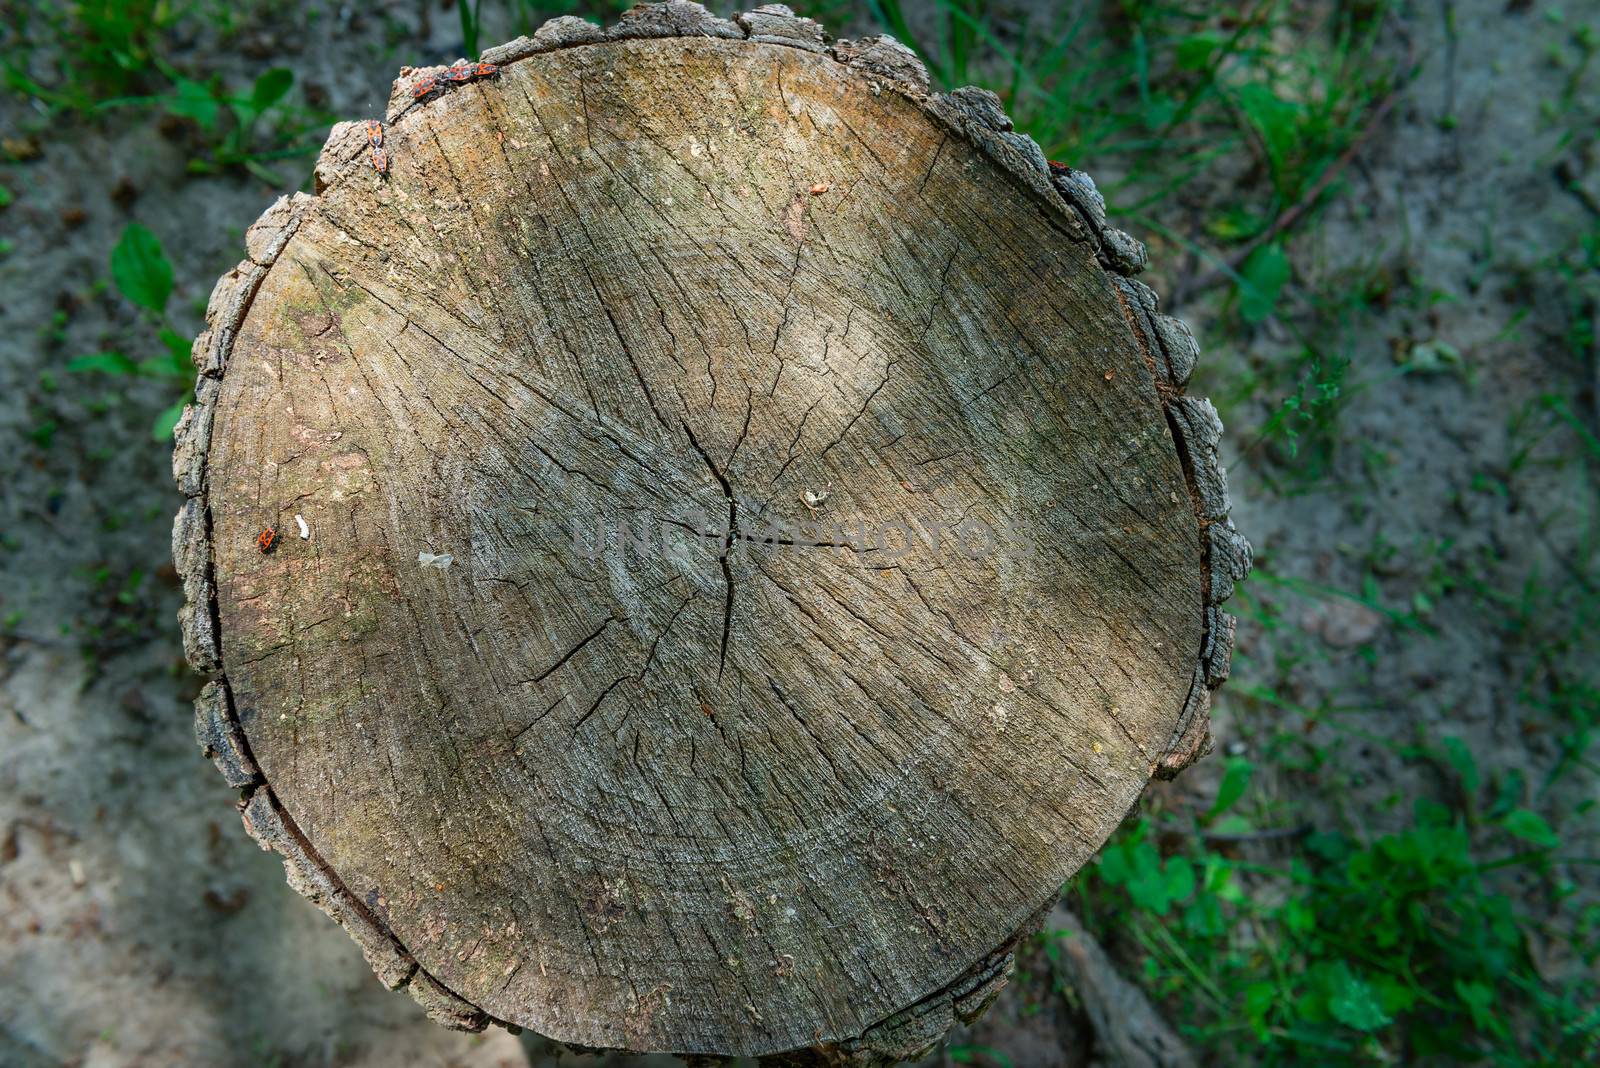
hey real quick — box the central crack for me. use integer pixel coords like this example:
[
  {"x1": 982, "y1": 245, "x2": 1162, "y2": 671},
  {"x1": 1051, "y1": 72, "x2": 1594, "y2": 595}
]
[{"x1": 683, "y1": 421, "x2": 737, "y2": 681}]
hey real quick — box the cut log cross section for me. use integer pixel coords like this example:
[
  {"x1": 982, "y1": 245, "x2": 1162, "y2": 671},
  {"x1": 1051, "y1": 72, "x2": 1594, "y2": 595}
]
[{"x1": 173, "y1": 4, "x2": 1249, "y2": 1062}]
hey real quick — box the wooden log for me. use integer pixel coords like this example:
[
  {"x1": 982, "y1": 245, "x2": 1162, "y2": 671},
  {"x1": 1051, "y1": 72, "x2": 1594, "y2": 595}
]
[
  {"x1": 1045, "y1": 906, "x2": 1197, "y2": 1068},
  {"x1": 174, "y1": 3, "x2": 1247, "y2": 1061}
]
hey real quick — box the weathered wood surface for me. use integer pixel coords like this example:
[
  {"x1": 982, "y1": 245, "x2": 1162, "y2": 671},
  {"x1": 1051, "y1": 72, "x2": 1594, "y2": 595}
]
[{"x1": 174, "y1": 3, "x2": 1247, "y2": 1061}]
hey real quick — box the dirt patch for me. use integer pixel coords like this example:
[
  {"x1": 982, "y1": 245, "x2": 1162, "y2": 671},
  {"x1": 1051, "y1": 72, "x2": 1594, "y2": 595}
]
[{"x1": 2, "y1": 0, "x2": 1595, "y2": 1064}]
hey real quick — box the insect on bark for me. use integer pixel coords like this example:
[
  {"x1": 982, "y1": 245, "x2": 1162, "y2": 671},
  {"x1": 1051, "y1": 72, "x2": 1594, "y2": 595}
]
[
  {"x1": 405, "y1": 62, "x2": 497, "y2": 117},
  {"x1": 256, "y1": 527, "x2": 279, "y2": 553},
  {"x1": 364, "y1": 120, "x2": 388, "y2": 176}
]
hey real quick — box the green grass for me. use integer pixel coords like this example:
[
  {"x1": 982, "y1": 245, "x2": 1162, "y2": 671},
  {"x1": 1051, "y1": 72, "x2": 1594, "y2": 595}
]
[
  {"x1": 871, "y1": 0, "x2": 1402, "y2": 285},
  {"x1": 1077, "y1": 547, "x2": 1596, "y2": 1064},
  {"x1": 458, "y1": 0, "x2": 636, "y2": 55},
  {"x1": 5, "y1": 0, "x2": 1597, "y2": 1063},
  {"x1": 1070, "y1": 793, "x2": 1598, "y2": 1063},
  {"x1": 1, "y1": 0, "x2": 184, "y2": 107},
  {"x1": 2, "y1": 1, "x2": 333, "y2": 183},
  {"x1": 66, "y1": 223, "x2": 194, "y2": 441}
]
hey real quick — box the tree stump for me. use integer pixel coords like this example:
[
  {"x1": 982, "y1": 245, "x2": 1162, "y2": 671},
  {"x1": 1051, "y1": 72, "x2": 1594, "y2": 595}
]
[{"x1": 173, "y1": 4, "x2": 1249, "y2": 1062}]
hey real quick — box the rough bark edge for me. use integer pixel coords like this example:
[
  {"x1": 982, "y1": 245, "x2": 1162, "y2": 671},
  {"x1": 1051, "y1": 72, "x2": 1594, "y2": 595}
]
[
  {"x1": 170, "y1": 185, "x2": 510, "y2": 1036},
  {"x1": 759, "y1": 897, "x2": 1051, "y2": 1068},
  {"x1": 176, "y1": 2, "x2": 1250, "y2": 1058}
]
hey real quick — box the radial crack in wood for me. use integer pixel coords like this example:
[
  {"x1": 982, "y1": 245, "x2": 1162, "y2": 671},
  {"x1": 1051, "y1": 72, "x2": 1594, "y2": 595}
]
[{"x1": 174, "y1": 6, "x2": 1246, "y2": 1061}]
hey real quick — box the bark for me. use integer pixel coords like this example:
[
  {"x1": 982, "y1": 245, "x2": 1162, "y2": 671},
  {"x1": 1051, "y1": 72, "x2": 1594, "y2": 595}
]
[
  {"x1": 1046, "y1": 906, "x2": 1197, "y2": 1068},
  {"x1": 174, "y1": 3, "x2": 1247, "y2": 1061}
]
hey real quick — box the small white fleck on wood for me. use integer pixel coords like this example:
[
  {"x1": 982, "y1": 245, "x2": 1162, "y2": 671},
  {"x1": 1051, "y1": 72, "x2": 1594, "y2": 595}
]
[
  {"x1": 295, "y1": 514, "x2": 310, "y2": 539},
  {"x1": 418, "y1": 551, "x2": 454, "y2": 569}
]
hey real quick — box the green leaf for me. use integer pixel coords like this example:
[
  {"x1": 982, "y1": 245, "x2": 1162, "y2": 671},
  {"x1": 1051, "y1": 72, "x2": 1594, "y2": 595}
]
[
  {"x1": 1235, "y1": 83, "x2": 1301, "y2": 181},
  {"x1": 152, "y1": 398, "x2": 187, "y2": 441},
  {"x1": 1487, "y1": 768, "x2": 1525, "y2": 820},
  {"x1": 1238, "y1": 241, "x2": 1289, "y2": 324},
  {"x1": 1207, "y1": 756, "x2": 1253, "y2": 820},
  {"x1": 111, "y1": 223, "x2": 173, "y2": 314},
  {"x1": 1208, "y1": 813, "x2": 1253, "y2": 837},
  {"x1": 1454, "y1": 979, "x2": 1503, "y2": 1036},
  {"x1": 1503, "y1": 808, "x2": 1558, "y2": 848},
  {"x1": 1182, "y1": 891, "x2": 1225, "y2": 937},
  {"x1": 249, "y1": 68, "x2": 294, "y2": 114},
  {"x1": 1175, "y1": 33, "x2": 1222, "y2": 72},
  {"x1": 1097, "y1": 843, "x2": 1133, "y2": 886},
  {"x1": 1282, "y1": 897, "x2": 1315, "y2": 935},
  {"x1": 1164, "y1": 856, "x2": 1195, "y2": 902},
  {"x1": 167, "y1": 76, "x2": 219, "y2": 130},
  {"x1": 1243, "y1": 981, "x2": 1275, "y2": 1038},
  {"x1": 160, "y1": 327, "x2": 194, "y2": 375},
  {"x1": 1124, "y1": 842, "x2": 1170, "y2": 913},
  {"x1": 136, "y1": 356, "x2": 188, "y2": 379},
  {"x1": 1481, "y1": 892, "x2": 1520, "y2": 947},
  {"x1": 1328, "y1": 969, "x2": 1392, "y2": 1032},
  {"x1": 1373, "y1": 973, "x2": 1418, "y2": 1015},
  {"x1": 1113, "y1": 841, "x2": 1193, "y2": 917},
  {"x1": 1414, "y1": 797, "x2": 1453, "y2": 828},
  {"x1": 1305, "y1": 830, "x2": 1349, "y2": 862},
  {"x1": 67, "y1": 351, "x2": 139, "y2": 375},
  {"x1": 0, "y1": 183, "x2": 12, "y2": 208},
  {"x1": 1141, "y1": 93, "x2": 1177, "y2": 131},
  {"x1": 1204, "y1": 207, "x2": 1264, "y2": 242},
  {"x1": 1441, "y1": 736, "x2": 1479, "y2": 797}
]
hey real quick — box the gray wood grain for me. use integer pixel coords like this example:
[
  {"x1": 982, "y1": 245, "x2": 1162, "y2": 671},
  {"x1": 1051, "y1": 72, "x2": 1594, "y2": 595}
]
[{"x1": 173, "y1": 4, "x2": 1245, "y2": 1060}]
